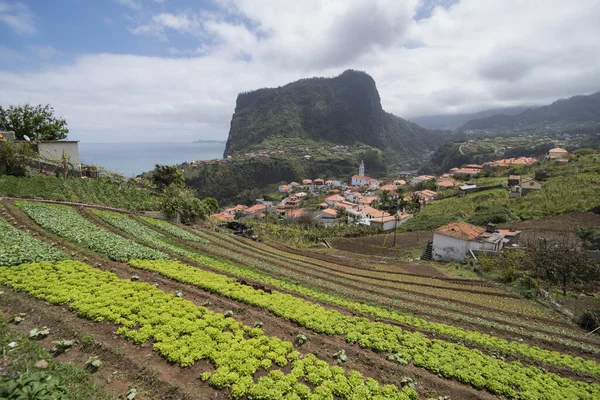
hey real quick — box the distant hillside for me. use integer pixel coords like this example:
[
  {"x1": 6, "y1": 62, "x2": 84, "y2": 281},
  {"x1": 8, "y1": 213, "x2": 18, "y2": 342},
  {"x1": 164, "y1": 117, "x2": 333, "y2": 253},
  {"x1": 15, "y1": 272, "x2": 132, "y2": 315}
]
[
  {"x1": 458, "y1": 91, "x2": 600, "y2": 131},
  {"x1": 224, "y1": 70, "x2": 449, "y2": 166},
  {"x1": 409, "y1": 106, "x2": 530, "y2": 130}
]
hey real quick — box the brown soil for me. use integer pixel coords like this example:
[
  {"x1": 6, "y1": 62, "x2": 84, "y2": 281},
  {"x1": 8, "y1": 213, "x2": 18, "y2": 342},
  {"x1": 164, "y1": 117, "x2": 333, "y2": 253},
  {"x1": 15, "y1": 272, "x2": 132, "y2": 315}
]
[
  {"x1": 251, "y1": 241, "x2": 499, "y2": 288},
  {"x1": 143, "y1": 223, "x2": 600, "y2": 358},
  {"x1": 0, "y1": 289, "x2": 211, "y2": 400},
  {"x1": 0, "y1": 201, "x2": 498, "y2": 400},
  {"x1": 5, "y1": 200, "x2": 599, "y2": 396},
  {"x1": 330, "y1": 230, "x2": 433, "y2": 259},
  {"x1": 498, "y1": 211, "x2": 600, "y2": 239}
]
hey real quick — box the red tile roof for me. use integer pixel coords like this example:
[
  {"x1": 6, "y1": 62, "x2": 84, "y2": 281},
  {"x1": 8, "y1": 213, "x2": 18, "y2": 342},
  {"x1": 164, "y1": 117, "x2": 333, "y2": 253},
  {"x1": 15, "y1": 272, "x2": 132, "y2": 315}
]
[
  {"x1": 435, "y1": 222, "x2": 485, "y2": 241},
  {"x1": 321, "y1": 208, "x2": 338, "y2": 217},
  {"x1": 246, "y1": 204, "x2": 267, "y2": 214},
  {"x1": 326, "y1": 194, "x2": 345, "y2": 202},
  {"x1": 359, "y1": 196, "x2": 378, "y2": 204},
  {"x1": 498, "y1": 229, "x2": 521, "y2": 237},
  {"x1": 210, "y1": 212, "x2": 234, "y2": 222},
  {"x1": 360, "y1": 205, "x2": 390, "y2": 218},
  {"x1": 379, "y1": 184, "x2": 397, "y2": 192},
  {"x1": 286, "y1": 209, "x2": 305, "y2": 218}
]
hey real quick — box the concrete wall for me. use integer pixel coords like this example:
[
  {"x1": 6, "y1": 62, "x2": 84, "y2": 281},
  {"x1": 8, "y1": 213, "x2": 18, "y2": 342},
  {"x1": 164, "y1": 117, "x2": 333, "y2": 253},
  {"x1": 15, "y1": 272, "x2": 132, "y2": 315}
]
[
  {"x1": 432, "y1": 233, "x2": 498, "y2": 262},
  {"x1": 38, "y1": 141, "x2": 81, "y2": 170},
  {"x1": 432, "y1": 233, "x2": 470, "y2": 262}
]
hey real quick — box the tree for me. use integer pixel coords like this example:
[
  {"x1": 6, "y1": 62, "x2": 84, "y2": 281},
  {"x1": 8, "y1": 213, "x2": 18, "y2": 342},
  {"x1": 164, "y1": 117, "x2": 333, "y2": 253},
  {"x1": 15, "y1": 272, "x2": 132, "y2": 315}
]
[
  {"x1": 161, "y1": 184, "x2": 207, "y2": 225},
  {"x1": 395, "y1": 198, "x2": 409, "y2": 213},
  {"x1": 408, "y1": 193, "x2": 422, "y2": 213},
  {"x1": 152, "y1": 164, "x2": 183, "y2": 190},
  {"x1": 0, "y1": 104, "x2": 68, "y2": 140},
  {"x1": 524, "y1": 234, "x2": 599, "y2": 296},
  {"x1": 200, "y1": 197, "x2": 219, "y2": 214},
  {"x1": 379, "y1": 190, "x2": 391, "y2": 210},
  {"x1": 336, "y1": 207, "x2": 348, "y2": 223},
  {"x1": 0, "y1": 140, "x2": 35, "y2": 176}
]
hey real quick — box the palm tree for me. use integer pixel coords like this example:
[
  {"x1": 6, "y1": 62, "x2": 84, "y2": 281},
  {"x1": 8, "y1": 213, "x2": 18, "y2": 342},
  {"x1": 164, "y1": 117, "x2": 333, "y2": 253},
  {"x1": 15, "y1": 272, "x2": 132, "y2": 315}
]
[{"x1": 379, "y1": 190, "x2": 391, "y2": 210}]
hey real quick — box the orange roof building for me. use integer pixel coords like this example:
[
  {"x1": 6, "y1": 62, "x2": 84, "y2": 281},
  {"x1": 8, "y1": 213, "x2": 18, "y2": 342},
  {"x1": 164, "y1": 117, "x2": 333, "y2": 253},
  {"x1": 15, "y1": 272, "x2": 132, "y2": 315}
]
[
  {"x1": 210, "y1": 212, "x2": 235, "y2": 222},
  {"x1": 379, "y1": 184, "x2": 398, "y2": 192},
  {"x1": 321, "y1": 208, "x2": 339, "y2": 218},
  {"x1": 436, "y1": 176, "x2": 460, "y2": 189},
  {"x1": 435, "y1": 222, "x2": 485, "y2": 241},
  {"x1": 358, "y1": 196, "x2": 378, "y2": 205},
  {"x1": 450, "y1": 168, "x2": 481, "y2": 178},
  {"x1": 432, "y1": 222, "x2": 507, "y2": 262},
  {"x1": 548, "y1": 147, "x2": 568, "y2": 159},
  {"x1": 285, "y1": 209, "x2": 305, "y2": 219},
  {"x1": 246, "y1": 204, "x2": 267, "y2": 215},
  {"x1": 486, "y1": 157, "x2": 537, "y2": 167}
]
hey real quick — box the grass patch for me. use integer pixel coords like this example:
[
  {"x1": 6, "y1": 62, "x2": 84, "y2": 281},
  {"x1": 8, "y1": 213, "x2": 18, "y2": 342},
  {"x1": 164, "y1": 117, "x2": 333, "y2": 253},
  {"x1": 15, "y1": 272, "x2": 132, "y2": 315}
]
[
  {"x1": 0, "y1": 316, "x2": 113, "y2": 400},
  {"x1": 0, "y1": 175, "x2": 161, "y2": 211}
]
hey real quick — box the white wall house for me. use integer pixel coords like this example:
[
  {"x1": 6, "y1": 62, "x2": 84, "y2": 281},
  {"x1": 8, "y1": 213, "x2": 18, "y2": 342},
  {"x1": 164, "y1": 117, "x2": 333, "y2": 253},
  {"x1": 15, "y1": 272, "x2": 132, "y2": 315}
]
[
  {"x1": 345, "y1": 191, "x2": 362, "y2": 203},
  {"x1": 432, "y1": 222, "x2": 506, "y2": 262},
  {"x1": 38, "y1": 141, "x2": 82, "y2": 171},
  {"x1": 351, "y1": 175, "x2": 370, "y2": 186}
]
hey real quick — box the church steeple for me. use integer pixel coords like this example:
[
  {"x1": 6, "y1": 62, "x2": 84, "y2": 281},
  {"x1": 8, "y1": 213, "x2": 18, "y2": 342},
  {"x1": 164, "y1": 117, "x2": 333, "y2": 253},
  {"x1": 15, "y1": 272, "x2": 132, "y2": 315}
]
[{"x1": 359, "y1": 160, "x2": 365, "y2": 176}]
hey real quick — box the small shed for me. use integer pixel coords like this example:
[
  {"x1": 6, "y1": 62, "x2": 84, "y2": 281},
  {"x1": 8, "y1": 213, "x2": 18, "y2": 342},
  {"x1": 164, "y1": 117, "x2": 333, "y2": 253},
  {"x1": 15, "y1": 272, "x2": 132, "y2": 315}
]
[
  {"x1": 458, "y1": 184, "x2": 477, "y2": 196},
  {"x1": 520, "y1": 178, "x2": 542, "y2": 196}
]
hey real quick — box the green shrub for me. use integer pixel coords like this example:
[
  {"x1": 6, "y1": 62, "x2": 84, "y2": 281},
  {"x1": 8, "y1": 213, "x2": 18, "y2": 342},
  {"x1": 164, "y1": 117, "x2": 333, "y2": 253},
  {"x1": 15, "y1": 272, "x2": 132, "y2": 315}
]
[
  {"x1": 397, "y1": 214, "x2": 459, "y2": 232},
  {"x1": 0, "y1": 371, "x2": 67, "y2": 400},
  {"x1": 467, "y1": 204, "x2": 513, "y2": 226},
  {"x1": 576, "y1": 309, "x2": 600, "y2": 333}
]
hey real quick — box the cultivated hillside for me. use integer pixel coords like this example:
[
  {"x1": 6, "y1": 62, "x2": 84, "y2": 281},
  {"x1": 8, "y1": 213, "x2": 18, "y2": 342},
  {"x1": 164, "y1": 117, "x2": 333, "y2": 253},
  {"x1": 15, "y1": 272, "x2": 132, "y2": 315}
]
[
  {"x1": 224, "y1": 70, "x2": 448, "y2": 165},
  {"x1": 458, "y1": 91, "x2": 600, "y2": 131}
]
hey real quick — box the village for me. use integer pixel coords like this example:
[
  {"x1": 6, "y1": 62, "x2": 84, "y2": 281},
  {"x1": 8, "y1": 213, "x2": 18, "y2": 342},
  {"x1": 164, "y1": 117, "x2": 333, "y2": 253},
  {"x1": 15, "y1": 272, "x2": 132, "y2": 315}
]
[{"x1": 208, "y1": 146, "x2": 573, "y2": 261}]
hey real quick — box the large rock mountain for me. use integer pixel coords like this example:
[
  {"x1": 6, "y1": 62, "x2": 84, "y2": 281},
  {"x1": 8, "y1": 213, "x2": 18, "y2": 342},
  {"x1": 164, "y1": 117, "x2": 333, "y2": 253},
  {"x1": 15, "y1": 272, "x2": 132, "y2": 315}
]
[
  {"x1": 458, "y1": 91, "x2": 600, "y2": 131},
  {"x1": 224, "y1": 70, "x2": 447, "y2": 165}
]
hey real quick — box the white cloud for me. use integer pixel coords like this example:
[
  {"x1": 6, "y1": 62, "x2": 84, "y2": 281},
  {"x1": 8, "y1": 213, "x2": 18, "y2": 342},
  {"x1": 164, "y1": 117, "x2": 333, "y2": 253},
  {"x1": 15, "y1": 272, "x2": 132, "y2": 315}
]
[
  {"x1": 0, "y1": 1, "x2": 36, "y2": 35},
  {"x1": 1, "y1": 0, "x2": 600, "y2": 144},
  {"x1": 130, "y1": 12, "x2": 203, "y2": 38},
  {"x1": 116, "y1": 0, "x2": 142, "y2": 10}
]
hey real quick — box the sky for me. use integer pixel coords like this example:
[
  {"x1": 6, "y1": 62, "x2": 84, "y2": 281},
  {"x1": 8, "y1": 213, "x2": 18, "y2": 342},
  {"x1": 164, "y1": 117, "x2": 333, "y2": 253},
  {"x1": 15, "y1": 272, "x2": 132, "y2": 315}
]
[{"x1": 0, "y1": 0, "x2": 599, "y2": 143}]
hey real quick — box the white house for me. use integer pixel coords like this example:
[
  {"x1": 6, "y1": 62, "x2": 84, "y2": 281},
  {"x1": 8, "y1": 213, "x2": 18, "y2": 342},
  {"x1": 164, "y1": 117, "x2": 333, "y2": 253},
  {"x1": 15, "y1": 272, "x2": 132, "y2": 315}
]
[
  {"x1": 345, "y1": 191, "x2": 362, "y2": 203},
  {"x1": 318, "y1": 208, "x2": 339, "y2": 226},
  {"x1": 351, "y1": 175, "x2": 381, "y2": 187},
  {"x1": 325, "y1": 194, "x2": 345, "y2": 206},
  {"x1": 432, "y1": 222, "x2": 507, "y2": 263}
]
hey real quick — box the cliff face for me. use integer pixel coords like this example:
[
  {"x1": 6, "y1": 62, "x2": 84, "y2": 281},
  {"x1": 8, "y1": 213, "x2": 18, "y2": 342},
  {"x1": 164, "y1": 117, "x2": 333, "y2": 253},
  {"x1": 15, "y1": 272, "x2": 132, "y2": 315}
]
[{"x1": 224, "y1": 70, "x2": 445, "y2": 164}]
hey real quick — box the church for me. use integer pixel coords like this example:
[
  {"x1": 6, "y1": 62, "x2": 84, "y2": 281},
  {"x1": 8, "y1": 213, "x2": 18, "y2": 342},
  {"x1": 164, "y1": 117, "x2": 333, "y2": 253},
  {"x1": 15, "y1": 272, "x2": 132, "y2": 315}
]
[{"x1": 351, "y1": 161, "x2": 381, "y2": 188}]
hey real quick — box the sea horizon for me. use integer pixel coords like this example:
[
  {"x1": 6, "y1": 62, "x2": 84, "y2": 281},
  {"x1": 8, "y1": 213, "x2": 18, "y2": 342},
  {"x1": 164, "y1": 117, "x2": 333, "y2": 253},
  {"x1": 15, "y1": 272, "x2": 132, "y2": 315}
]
[{"x1": 79, "y1": 142, "x2": 226, "y2": 177}]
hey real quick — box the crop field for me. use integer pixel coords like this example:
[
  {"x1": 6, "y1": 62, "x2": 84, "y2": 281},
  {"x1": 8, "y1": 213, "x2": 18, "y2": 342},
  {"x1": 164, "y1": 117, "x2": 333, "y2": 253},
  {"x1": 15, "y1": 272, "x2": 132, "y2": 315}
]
[{"x1": 2, "y1": 199, "x2": 600, "y2": 399}]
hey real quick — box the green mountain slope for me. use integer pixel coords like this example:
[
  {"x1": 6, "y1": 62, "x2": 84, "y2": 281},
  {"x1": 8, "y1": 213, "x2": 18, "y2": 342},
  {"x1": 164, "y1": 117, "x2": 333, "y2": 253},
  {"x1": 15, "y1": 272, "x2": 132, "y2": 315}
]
[
  {"x1": 224, "y1": 70, "x2": 448, "y2": 166},
  {"x1": 458, "y1": 91, "x2": 600, "y2": 131}
]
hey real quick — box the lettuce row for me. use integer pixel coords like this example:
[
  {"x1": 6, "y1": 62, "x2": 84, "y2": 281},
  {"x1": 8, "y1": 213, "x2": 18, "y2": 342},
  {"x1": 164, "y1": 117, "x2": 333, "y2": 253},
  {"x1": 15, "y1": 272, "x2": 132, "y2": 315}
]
[
  {"x1": 17, "y1": 202, "x2": 167, "y2": 261},
  {"x1": 0, "y1": 260, "x2": 415, "y2": 400},
  {"x1": 126, "y1": 259, "x2": 600, "y2": 400}
]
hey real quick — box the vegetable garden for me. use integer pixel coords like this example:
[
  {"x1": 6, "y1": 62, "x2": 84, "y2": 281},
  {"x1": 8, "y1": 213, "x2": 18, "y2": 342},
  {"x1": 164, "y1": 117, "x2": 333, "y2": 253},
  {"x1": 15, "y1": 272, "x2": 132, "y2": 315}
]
[{"x1": 2, "y1": 199, "x2": 600, "y2": 400}]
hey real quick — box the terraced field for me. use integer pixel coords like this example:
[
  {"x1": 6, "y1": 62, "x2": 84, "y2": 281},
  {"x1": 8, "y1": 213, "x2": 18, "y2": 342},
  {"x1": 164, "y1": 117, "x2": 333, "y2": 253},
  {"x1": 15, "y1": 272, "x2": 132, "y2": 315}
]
[{"x1": 2, "y1": 199, "x2": 600, "y2": 400}]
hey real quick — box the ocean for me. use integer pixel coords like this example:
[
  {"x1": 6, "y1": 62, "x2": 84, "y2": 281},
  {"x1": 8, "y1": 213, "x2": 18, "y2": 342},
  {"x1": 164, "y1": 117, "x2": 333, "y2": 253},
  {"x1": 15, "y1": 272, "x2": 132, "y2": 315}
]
[{"x1": 79, "y1": 142, "x2": 225, "y2": 177}]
